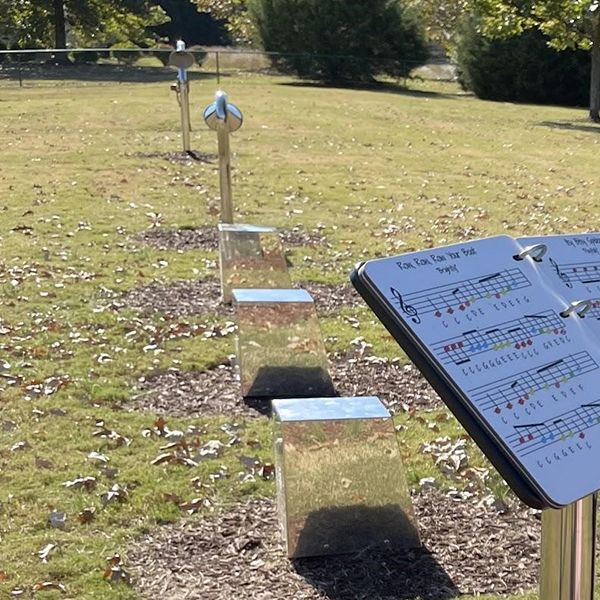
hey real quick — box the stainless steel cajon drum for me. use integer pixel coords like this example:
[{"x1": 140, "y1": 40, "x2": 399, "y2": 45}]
[
  {"x1": 218, "y1": 224, "x2": 290, "y2": 303},
  {"x1": 272, "y1": 396, "x2": 421, "y2": 558},
  {"x1": 232, "y1": 288, "x2": 334, "y2": 398}
]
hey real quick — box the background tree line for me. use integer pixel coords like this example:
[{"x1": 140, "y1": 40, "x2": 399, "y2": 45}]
[{"x1": 1, "y1": 1, "x2": 598, "y2": 120}]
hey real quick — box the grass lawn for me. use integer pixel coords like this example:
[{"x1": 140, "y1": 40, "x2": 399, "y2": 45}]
[{"x1": 0, "y1": 68, "x2": 598, "y2": 599}]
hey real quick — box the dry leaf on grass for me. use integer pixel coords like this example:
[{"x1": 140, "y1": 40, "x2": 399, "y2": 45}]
[
  {"x1": 32, "y1": 581, "x2": 66, "y2": 593},
  {"x1": 77, "y1": 507, "x2": 96, "y2": 524},
  {"x1": 48, "y1": 510, "x2": 66, "y2": 529},
  {"x1": 62, "y1": 476, "x2": 97, "y2": 492},
  {"x1": 38, "y1": 543, "x2": 57, "y2": 563}
]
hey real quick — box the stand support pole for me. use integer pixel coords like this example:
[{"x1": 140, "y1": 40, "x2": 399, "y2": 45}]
[
  {"x1": 540, "y1": 494, "x2": 596, "y2": 600},
  {"x1": 178, "y1": 69, "x2": 191, "y2": 153},
  {"x1": 216, "y1": 124, "x2": 233, "y2": 223}
]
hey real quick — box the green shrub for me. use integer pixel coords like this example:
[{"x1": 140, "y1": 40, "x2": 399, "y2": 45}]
[
  {"x1": 455, "y1": 16, "x2": 589, "y2": 106},
  {"x1": 249, "y1": 0, "x2": 428, "y2": 83}
]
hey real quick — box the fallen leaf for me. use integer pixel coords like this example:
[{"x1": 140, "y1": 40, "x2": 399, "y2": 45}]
[
  {"x1": 38, "y1": 543, "x2": 57, "y2": 563},
  {"x1": 62, "y1": 476, "x2": 97, "y2": 492},
  {"x1": 10, "y1": 441, "x2": 30, "y2": 452},
  {"x1": 48, "y1": 510, "x2": 66, "y2": 529},
  {"x1": 77, "y1": 507, "x2": 96, "y2": 524},
  {"x1": 33, "y1": 581, "x2": 67, "y2": 593},
  {"x1": 87, "y1": 451, "x2": 109, "y2": 464},
  {"x1": 100, "y1": 484, "x2": 129, "y2": 506}
]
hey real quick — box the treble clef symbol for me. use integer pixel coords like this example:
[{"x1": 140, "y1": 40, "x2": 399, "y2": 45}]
[
  {"x1": 390, "y1": 287, "x2": 421, "y2": 324},
  {"x1": 549, "y1": 258, "x2": 573, "y2": 288}
]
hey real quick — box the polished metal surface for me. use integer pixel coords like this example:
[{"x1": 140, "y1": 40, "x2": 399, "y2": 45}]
[
  {"x1": 218, "y1": 224, "x2": 290, "y2": 303},
  {"x1": 203, "y1": 91, "x2": 244, "y2": 223},
  {"x1": 178, "y1": 78, "x2": 191, "y2": 152},
  {"x1": 540, "y1": 494, "x2": 596, "y2": 600},
  {"x1": 203, "y1": 91, "x2": 243, "y2": 133},
  {"x1": 273, "y1": 396, "x2": 421, "y2": 558},
  {"x1": 273, "y1": 396, "x2": 389, "y2": 422},
  {"x1": 232, "y1": 288, "x2": 311, "y2": 305},
  {"x1": 232, "y1": 288, "x2": 333, "y2": 398},
  {"x1": 168, "y1": 50, "x2": 194, "y2": 70},
  {"x1": 168, "y1": 42, "x2": 193, "y2": 153}
]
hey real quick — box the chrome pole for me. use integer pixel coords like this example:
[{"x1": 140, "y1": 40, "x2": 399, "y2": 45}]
[
  {"x1": 216, "y1": 122, "x2": 233, "y2": 223},
  {"x1": 178, "y1": 68, "x2": 191, "y2": 153},
  {"x1": 540, "y1": 494, "x2": 596, "y2": 600}
]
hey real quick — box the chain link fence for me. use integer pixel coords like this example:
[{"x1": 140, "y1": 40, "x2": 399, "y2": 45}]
[{"x1": 0, "y1": 48, "x2": 455, "y2": 88}]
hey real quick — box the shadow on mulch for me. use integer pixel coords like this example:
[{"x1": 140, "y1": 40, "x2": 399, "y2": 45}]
[
  {"x1": 128, "y1": 355, "x2": 441, "y2": 419},
  {"x1": 133, "y1": 150, "x2": 217, "y2": 163},
  {"x1": 128, "y1": 490, "x2": 539, "y2": 600}
]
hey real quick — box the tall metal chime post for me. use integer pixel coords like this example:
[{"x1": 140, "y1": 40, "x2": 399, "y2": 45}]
[
  {"x1": 540, "y1": 494, "x2": 596, "y2": 600},
  {"x1": 203, "y1": 91, "x2": 243, "y2": 223},
  {"x1": 169, "y1": 40, "x2": 194, "y2": 152}
]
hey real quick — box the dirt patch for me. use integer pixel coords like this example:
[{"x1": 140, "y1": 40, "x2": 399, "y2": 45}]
[
  {"x1": 138, "y1": 226, "x2": 329, "y2": 253},
  {"x1": 128, "y1": 356, "x2": 441, "y2": 419},
  {"x1": 130, "y1": 364, "x2": 258, "y2": 418},
  {"x1": 297, "y1": 282, "x2": 363, "y2": 314},
  {"x1": 134, "y1": 151, "x2": 217, "y2": 164},
  {"x1": 331, "y1": 356, "x2": 443, "y2": 413},
  {"x1": 128, "y1": 490, "x2": 540, "y2": 600},
  {"x1": 281, "y1": 229, "x2": 329, "y2": 248},
  {"x1": 139, "y1": 227, "x2": 220, "y2": 252},
  {"x1": 119, "y1": 279, "x2": 362, "y2": 318},
  {"x1": 121, "y1": 279, "x2": 231, "y2": 317}
]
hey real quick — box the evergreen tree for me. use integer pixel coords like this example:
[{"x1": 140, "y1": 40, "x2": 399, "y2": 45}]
[{"x1": 249, "y1": 0, "x2": 428, "y2": 83}]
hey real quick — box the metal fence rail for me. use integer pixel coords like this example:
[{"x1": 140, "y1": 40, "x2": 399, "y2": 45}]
[{"x1": 0, "y1": 47, "x2": 456, "y2": 88}]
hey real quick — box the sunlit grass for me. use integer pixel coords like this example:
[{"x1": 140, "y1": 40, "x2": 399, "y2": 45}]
[{"x1": 1, "y1": 69, "x2": 599, "y2": 598}]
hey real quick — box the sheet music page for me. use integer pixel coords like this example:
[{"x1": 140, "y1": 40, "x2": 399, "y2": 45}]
[
  {"x1": 519, "y1": 233, "x2": 600, "y2": 341},
  {"x1": 360, "y1": 234, "x2": 600, "y2": 506}
]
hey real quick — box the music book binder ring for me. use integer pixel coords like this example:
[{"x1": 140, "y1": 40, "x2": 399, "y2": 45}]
[
  {"x1": 560, "y1": 300, "x2": 592, "y2": 319},
  {"x1": 514, "y1": 243, "x2": 548, "y2": 263}
]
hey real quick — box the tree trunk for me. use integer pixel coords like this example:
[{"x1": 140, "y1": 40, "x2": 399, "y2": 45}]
[
  {"x1": 589, "y1": 14, "x2": 600, "y2": 122},
  {"x1": 53, "y1": 0, "x2": 66, "y2": 49}
]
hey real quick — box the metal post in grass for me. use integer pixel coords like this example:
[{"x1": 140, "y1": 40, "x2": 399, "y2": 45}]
[
  {"x1": 203, "y1": 90, "x2": 243, "y2": 223},
  {"x1": 540, "y1": 494, "x2": 596, "y2": 600},
  {"x1": 168, "y1": 40, "x2": 194, "y2": 153}
]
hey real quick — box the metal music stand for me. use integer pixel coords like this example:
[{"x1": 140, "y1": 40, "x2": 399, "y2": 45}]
[
  {"x1": 203, "y1": 91, "x2": 243, "y2": 223},
  {"x1": 168, "y1": 40, "x2": 194, "y2": 153}
]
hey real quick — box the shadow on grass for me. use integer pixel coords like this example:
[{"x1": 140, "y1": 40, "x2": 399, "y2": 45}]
[
  {"x1": 0, "y1": 62, "x2": 221, "y2": 84},
  {"x1": 539, "y1": 120, "x2": 600, "y2": 134},
  {"x1": 279, "y1": 79, "x2": 461, "y2": 100},
  {"x1": 292, "y1": 504, "x2": 458, "y2": 600}
]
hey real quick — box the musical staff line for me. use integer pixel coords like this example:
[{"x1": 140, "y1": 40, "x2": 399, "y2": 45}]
[
  {"x1": 388, "y1": 268, "x2": 531, "y2": 322},
  {"x1": 554, "y1": 261, "x2": 600, "y2": 286},
  {"x1": 467, "y1": 351, "x2": 598, "y2": 413},
  {"x1": 432, "y1": 310, "x2": 566, "y2": 366},
  {"x1": 507, "y1": 402, "x2": 600, "y2": 456}
]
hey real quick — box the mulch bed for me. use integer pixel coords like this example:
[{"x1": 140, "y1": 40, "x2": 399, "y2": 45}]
[
  {"x1": 331, "y1": 356, "x2": 442, "y2": 412},
  {"x1": 297, "y1": 282, "x2": 363, "y2": 314},
  {"x1": 118, "y1": 280, "x2": 362, "y2": 318},
  {"x1": 139, "y1": 227, "x2": 220, "y2": 252},
  {"x1": 128, "y1": 357, "x2": 441, "y2": 419},
  {"x1": 122, "y1": 279, "x2": 231, "y2": 317},
  {"x1": 133, "y1": 151, "x2": 217, "y2": 164},
  {"x1": 131, "y1": 364, "x2": 258, "y2": 419},
  {"x1": 128, "y1": 490, "x2": 540, "y2": 600},
  {"x1": 138, "y1": 226, "x2": 329, "y2": 253}
]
